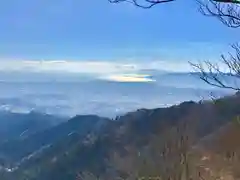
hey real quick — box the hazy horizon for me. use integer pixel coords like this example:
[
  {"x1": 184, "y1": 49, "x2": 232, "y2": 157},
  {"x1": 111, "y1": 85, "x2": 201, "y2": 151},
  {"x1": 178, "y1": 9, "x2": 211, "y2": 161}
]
[{"x1": 0, "y1": 70, "x2": 235, "y2": 118}]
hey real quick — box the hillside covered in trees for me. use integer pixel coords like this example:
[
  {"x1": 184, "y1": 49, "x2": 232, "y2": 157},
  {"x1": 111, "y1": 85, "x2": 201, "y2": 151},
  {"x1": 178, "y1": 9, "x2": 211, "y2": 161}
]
[{"x1": 0, "y1": 92, "x2": 239, "y2": 180}]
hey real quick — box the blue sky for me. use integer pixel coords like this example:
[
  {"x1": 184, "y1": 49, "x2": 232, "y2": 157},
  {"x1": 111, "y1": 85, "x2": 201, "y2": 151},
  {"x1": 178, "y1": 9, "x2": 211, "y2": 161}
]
[
  {"x1": 0, "y1": 0, "x2": 239, "y2": 73},
  {"x1": 1, "y1": 0, "x2": 238, "y2": 115}
]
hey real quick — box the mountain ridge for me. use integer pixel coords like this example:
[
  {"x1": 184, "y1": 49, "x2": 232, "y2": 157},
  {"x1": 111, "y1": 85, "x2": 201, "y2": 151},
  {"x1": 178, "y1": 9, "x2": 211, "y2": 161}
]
[{"x1": 0, "y1": 92, "x2": 240, "y2": 180}]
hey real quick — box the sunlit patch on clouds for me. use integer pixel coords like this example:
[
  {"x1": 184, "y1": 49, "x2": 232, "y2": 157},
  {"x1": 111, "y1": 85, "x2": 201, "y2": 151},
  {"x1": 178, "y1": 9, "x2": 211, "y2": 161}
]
[{"x1": 99, "y1": 74, "x2": 155, "y2": 82}]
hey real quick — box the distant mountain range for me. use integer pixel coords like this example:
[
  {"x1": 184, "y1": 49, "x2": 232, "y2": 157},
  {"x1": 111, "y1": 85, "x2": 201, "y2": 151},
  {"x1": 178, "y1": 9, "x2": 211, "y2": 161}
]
[
  {"x1": 0, "y1": 92, "x2": 239, "y2": 180},
  {"x1": 0, "y1": 114, "x2": 108, "y2": 166},
  {"x1": 0, "y1": 111, "x2": 66, "y2": 143}
]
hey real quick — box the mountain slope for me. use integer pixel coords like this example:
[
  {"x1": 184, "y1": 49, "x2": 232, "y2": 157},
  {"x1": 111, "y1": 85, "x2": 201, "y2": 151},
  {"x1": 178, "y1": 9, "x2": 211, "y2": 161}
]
[
  {"x1": 0, "y1": 115, "x2": 109, "y2": 167},
  {"x1": 1, "y1": 93, "x2": 240, "y2": 180},
  {"x1": 189, "y1": 120, "x2": 240, "y2": 180},
  {"x1": 0, "y1": 111, "x2": 66, "y2": 142}
]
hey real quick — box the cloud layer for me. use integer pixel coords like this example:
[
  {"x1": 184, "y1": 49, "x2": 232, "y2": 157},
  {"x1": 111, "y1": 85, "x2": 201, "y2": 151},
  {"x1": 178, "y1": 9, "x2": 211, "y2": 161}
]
[
  {"x1": 0, "y1": 59, "x2": 194, "y2": 82},
  {"x1": 0, "y1": 60, "x2": 234, "y2": 117},
  {"x1": 0, "y1": 58, "x2": 232, "y2": 84}
]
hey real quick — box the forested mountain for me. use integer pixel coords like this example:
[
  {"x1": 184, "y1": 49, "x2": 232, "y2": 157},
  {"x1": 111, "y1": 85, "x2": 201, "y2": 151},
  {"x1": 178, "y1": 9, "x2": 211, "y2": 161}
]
[
  {"x1": 0, "y1": 115, "x2": 109, "y2": 166},
  {"x1": 0, "y1": 111, "x2": 66, "y2": 143},
  {"x1": 1, "y1": 92, "x2": 240, "y2": 180}
]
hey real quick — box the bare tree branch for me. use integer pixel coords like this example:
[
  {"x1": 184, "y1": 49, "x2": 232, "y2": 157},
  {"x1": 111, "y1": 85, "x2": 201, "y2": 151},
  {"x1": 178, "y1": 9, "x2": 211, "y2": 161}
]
[
  {"x1": 109, "y1": 0, "x2": 240, "y2": 10},
  {"x1": 190, "y1": 43, "x2": 240, "y2": 91},
  {"x1": 108, "y1": 0, "x2": 175, "y2": 9},
  {"x1": 198, "y1": 0, "x2": 240, "y2": 28}
]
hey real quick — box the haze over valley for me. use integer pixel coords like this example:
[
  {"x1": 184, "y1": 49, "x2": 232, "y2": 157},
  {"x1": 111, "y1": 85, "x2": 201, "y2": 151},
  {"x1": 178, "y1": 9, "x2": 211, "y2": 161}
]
[{"x1": 0, "y1": 60, "x2": 235, "y2": 117}]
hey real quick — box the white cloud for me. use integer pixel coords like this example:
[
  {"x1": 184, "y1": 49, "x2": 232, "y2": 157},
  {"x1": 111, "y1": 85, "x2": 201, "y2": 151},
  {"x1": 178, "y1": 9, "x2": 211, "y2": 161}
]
[
  {"x1": 0, "y1": 59, "x2": 192, "y2": 74},
  {"x1": 0, "y1": 60, "x2": 135, "y2": 74},
  {"x1": 2, "y1": 58, "x2": 230, "y2": 82},
  {"x1": 0, "y1": 58, "x2": 229, "y2": 76}
]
